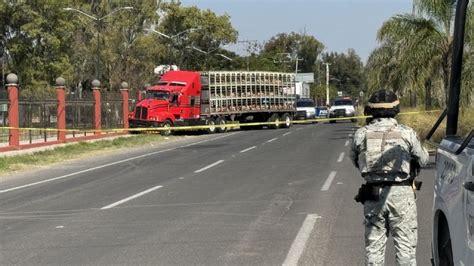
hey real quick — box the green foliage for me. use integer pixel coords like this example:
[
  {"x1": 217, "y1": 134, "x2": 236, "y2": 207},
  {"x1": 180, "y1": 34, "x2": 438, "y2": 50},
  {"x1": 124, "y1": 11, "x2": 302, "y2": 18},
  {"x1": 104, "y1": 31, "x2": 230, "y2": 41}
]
[
  {"x1": 0, "y1": 134, "x2": 171, "y2": 173},
  {"x1": 155, "y1": 1, "x2": 238, "y2": 70},
  {"x1": 366, "y1": 0, "x2": 474, "y2": 108},
  {"x1": 310, "y1": 83, "x2": 338, "y2": 104},
  {"x1": 0, "y1": 0, "x2": 240, "y2": 96},
  {"x1": 320, "y1": 49, "x2": 366, "y2": 99},
  {"x1": 0, "y1": 0, "x2": 368, "y2": 105},
  {"x1": 260, "y1": 32, "x2": 324, "y2": 73},
  {"x1": 1, "y1": 0, "x2": 76, "y2": 97}
]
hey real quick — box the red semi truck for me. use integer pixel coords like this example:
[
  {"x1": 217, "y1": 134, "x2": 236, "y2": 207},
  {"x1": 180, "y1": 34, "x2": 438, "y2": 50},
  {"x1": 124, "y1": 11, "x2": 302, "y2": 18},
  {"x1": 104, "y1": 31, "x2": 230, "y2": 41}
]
[{"x1": 129, "y1": 70, "x2": 297, "y2": 135}]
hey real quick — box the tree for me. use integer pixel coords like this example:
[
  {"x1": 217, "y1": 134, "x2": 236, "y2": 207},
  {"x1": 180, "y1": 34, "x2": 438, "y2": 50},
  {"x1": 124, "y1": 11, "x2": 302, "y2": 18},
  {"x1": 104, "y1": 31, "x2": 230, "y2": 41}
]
[
  {"x1": 0, "y1": 0, "x2": 77, "y2": 98},
  {"x1": 367, "y1": 0, "x2": 474, "y2": 108},
  {"x1": 156, "y1": 1, "x2": 238, "y2": 70},
  {"x1": 261, "y1": 32, "x2": 324, "y2": 73},
  {"x1": 320, "y1": 50, "x2": 365, "y2": 98}
]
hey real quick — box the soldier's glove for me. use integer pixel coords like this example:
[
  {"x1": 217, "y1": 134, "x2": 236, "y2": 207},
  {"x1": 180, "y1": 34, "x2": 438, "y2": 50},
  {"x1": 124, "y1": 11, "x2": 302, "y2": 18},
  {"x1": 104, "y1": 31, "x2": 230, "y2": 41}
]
[{"x1": 412, "y1": 180, "x2": 422, "y2": 191}]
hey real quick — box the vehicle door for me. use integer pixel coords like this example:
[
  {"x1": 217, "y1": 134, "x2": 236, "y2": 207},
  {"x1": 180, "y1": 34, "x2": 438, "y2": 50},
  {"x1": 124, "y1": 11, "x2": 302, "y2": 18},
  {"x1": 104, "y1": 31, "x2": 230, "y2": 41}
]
[{"x1": 462, "y1": 148, "x2": 474, "y2": 262}]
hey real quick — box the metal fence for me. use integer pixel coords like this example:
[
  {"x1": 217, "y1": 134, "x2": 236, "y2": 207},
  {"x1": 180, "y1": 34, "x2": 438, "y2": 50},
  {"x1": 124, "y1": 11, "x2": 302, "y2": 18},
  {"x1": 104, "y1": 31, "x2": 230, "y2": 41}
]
[
  {"x1": 0, "y1": 92, "x2": 126, "y2": 145},
  {"x1": 101, "y1": 92, "x2": 124, "y2": 129},
  {"x1": 66, "y1": 96, "x2": 95, "y2": 137}
]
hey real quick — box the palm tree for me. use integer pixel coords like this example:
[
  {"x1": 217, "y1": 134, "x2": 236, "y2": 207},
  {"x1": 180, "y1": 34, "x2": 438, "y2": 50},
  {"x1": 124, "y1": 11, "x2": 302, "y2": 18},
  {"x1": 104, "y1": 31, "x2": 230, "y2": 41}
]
[{"x1": 367, "y1": 0, "x2": 460, "y2": 108}]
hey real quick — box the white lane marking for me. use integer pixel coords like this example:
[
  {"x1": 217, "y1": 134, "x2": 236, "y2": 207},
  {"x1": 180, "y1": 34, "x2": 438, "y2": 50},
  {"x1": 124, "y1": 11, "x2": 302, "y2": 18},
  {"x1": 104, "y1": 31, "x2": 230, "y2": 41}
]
[
  {"x1": 266, "y1": 138, "x2": 278, "y2": 143},
  {"x1": 282, "y1": 214, "x2": 320, "y2": 266},
  {"x1": 321, "y1": 171, "x2": 337, "y2": 191},
  {"x1": 194, "y1": 160, "x2": 224, "y2": 173},
  {"x1": 240, "y1": 146, "x2": 257, "y2": 153},
  {"x1": 0, "y1": 148, "x2": 175, "y2": 194},
  {"x1": 344, "y1": 140, "x2": 350, "y2": 146},
  {"x1": 283, "y1": 132, "x2": 292, "y2": 136},
  {"x1": 180, "y1": 132, "x2": 239, "y2": 148},
  {"x1": 349, "y1": 133, "x2": 353, "y2": 137},
  {"x1": 101, "y1": 185, "x2": 163, "y2": 210},
  {"x1": 337, "y1": 152, "x2": 345, "y2": 163},
  {"x1": 1, "y1": 132, "x2": 240, "y2": 194}
]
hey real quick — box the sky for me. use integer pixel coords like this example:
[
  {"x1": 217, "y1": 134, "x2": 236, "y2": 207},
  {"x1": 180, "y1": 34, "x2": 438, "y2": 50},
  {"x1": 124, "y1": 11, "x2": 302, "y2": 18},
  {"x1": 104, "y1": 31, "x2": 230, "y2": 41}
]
[{"x1": 179, "y1": 0, "x2": 414, "y2": 64}]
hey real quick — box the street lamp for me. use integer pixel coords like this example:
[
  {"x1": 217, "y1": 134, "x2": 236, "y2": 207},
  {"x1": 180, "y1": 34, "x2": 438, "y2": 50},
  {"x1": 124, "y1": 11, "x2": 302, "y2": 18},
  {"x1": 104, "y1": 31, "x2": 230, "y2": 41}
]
[
  {"x1": 190, "y1": 44, "x2": 232, "y2": 69},
  {"x1": 146, "y1": 28, "x2": 199, "y2": 67},
  {"x1": 146, "y1": 28, "x2": 199, "y2": 41},
  {"x1": 216, "y1": 53, "x2": 233, "y2": 61},
  {"x1": 276, "y1": 53, "x2": 302, "y2": 101},
  {"x1": 63, "y1": 6, "x2": 134, "y2": 79}
]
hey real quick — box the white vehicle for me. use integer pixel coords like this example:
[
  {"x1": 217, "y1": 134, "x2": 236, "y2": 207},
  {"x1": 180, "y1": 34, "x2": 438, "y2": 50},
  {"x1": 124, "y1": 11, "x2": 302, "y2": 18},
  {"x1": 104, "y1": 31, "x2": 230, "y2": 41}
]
[
  {"x1": 432, "y1": 135, "x2": 474, "y2": 265},
  {"x1": 295, "y1": 99, "x2": 316, "y2": 120},
  {"x1": 430, "y1": 0, "x2": 473, "y2": 265},
  {"x1": 328, "y1": 96, "x2": 356, "y2": 123}
]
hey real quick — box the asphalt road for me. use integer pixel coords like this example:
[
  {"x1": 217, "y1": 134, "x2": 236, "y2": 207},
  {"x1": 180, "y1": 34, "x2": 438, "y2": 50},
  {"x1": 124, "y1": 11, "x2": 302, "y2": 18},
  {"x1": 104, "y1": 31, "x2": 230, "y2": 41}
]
[{"x1": 0, "y1": 122, "x2": 435, "y2": 265}]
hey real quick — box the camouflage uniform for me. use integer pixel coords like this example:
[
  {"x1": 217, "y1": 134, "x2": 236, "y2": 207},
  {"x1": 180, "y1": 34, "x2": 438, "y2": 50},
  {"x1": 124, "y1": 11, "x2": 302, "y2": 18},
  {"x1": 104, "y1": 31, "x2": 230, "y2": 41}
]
[{"x1": 350, "y1": 117, "x2": 429, "y2": 266}]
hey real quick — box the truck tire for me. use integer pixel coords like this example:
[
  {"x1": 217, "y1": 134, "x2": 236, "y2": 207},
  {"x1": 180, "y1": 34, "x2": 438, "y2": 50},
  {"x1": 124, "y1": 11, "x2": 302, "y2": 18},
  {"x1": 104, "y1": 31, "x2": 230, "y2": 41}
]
[
  {"x1": 206, "y1": 118, "x2": 216, "y2": 134},
  {"x1": 216, "y1": 117, "x2": 227, "y2": 133},
  {"x1": 160, "y1": 120, "x2": 173, "y2": 136},
  {"x1": 268, "y1": 114, "x2": 280, "y2": 129},
  {"x1": 281, "y1": 113, "x2": 292, "y2": 128}
]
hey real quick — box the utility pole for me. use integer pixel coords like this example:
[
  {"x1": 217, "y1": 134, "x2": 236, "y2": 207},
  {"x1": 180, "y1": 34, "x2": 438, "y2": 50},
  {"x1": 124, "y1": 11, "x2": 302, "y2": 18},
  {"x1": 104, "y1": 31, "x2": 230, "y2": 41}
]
[
  {"x1": 323, "y1": 62, "x2": 331, "y2": 105},
  {"x1": 275, "y1": 53, "x2": 301, "y2": 99},
  {"x1": 238, "y1": 40, "x2": 258, "y2": 71},
  {"x1": 294, "y1": 57, "x2": 303, "y2": 100}
]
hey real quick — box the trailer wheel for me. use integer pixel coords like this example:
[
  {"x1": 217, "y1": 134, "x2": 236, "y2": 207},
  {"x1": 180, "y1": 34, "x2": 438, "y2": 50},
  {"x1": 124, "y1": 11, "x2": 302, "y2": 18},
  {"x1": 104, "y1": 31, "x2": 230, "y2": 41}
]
[
  {"x1": 281, "y1": 113, "x2": 292, "y2": 128},
  {"x1": 206, "y1": 118, "x2": 216, "y2": 134},
  {"x1": 268, "y1": 114, "x2": 280, "y2": 129},
  {"x1": 160, "y1": 120, "x2": 173, "y2": 136},
  {"x1": 216, "y1": 117, "x2": 227, "y2": 133}
]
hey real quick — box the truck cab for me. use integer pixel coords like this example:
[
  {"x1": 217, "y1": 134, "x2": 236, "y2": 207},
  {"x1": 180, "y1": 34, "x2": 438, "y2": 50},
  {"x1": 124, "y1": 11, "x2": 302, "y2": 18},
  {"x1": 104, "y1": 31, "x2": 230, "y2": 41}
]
[
  {"x1": 328, "y1": 96, "x2": 356, "y2": 123},
  {"x1": 129, "y1": 71, "x2": 202, "y2": 132},
  {"x1": 295, "y1": 98, "x2": 316, "y2": 121}
]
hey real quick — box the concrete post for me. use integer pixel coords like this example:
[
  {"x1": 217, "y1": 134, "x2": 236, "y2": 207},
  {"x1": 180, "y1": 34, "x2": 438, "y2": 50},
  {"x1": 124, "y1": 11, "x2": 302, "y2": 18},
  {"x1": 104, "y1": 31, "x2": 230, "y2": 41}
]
[
  {"x1": 6, "y1": 74, "x2": 19, "y2": 148},
  {"x1": 92, "y1": 79, "x2": 101, "y2": 135},
  {"x1": 120, "y1": 82, "x2": 129, "y2": 129},
  {"x1": 56, "y1": 77, "x2": 66, "y2": 141}
]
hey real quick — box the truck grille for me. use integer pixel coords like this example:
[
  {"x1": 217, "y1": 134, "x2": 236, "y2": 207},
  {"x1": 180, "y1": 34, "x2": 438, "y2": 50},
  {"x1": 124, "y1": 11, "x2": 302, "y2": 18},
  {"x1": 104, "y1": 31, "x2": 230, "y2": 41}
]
[
  {"x1": 334, "y1": 109, "x2": 345, "y2": 116},
  {"x1": 296, "y1": 110, "x2": 306, "y2": 118},
  {"x1": 135, "y1": 106, "x2": 148, "y2": 119}
]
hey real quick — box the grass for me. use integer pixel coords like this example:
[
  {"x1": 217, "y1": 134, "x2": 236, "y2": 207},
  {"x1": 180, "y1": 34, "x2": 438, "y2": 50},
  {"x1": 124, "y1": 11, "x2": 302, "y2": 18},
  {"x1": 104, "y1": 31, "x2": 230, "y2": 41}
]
[
  {"x1": 357, "y1": 107, "x2": 473, "y2": 144},
  {"x1": 2, "y1": 108, "x2": 472, "y2": 174},
  {"x1": 397, "y1": 107, "x2": 473, "y2": 142},
  {"x1": 0, "y1": 134, "x2": 176, "y2": 174}
]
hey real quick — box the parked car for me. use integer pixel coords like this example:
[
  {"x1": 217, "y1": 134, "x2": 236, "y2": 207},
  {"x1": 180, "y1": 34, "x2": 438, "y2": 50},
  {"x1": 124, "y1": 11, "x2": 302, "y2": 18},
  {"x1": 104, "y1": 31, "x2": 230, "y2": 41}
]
[
  {"x1": 328, "y1": 96, "x2": 356, "y2": 123},
  {"x1": 316, "y1": 106, "x2": 328, "y2": 118},
  {"x1": 295, "y1": 99, "x2": 316, "y2": 121}
]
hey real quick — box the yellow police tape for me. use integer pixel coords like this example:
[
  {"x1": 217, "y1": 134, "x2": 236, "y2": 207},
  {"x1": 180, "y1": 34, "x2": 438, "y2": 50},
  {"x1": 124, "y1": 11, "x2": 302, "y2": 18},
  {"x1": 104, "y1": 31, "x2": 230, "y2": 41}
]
[{"x1": 0, "y1": 110, "x2": 442, "y2": 133}]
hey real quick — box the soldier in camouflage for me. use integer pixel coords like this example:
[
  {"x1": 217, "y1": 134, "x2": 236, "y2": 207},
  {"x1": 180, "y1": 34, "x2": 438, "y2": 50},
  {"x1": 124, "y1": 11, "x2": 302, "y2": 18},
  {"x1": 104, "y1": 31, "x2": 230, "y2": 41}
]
[{"x1": 350, "y1": 90, "x2": 429, "y2": 266}]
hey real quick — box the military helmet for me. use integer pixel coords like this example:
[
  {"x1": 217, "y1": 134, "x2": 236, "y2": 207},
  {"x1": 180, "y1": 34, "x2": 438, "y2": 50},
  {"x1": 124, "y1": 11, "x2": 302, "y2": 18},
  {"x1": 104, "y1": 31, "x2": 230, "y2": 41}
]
[{"x1": 366, "y1": 89, "x2": 400, "y2": 118}]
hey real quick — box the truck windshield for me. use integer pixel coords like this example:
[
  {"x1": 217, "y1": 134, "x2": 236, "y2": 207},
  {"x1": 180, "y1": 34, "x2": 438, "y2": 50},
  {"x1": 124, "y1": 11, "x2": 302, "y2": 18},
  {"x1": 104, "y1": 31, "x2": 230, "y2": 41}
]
[
  {"x1": 333, "y1": 99, "x2": 353, "y2": 106},
  {"x1": 146, "y1": 91, "x2": 170, "y2": 100},
  {"x1": 296, "y1": 100, "x2": 315, "y2": 107}
]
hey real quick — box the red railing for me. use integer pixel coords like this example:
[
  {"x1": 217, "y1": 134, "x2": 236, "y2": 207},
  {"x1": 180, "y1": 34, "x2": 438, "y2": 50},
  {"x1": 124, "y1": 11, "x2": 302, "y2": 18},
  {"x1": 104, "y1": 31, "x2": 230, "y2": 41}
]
[{"x1": 0, "y1": 75, "x2": 130, "y2": 152}]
